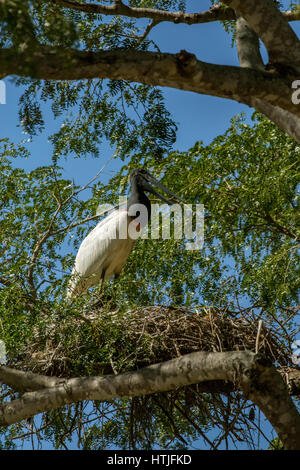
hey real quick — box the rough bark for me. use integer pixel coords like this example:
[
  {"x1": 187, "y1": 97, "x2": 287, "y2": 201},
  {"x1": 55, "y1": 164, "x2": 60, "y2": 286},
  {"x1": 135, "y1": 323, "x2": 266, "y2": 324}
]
[
  {"x1": 1, "y1": 351, "x2": 300, "y2": 449},
  {"x1": 1, "y1": 362, "x2": 300, "y2": 396},
  {"x1": 0, "y1": 46, "x2": 298, "y2": 119}
]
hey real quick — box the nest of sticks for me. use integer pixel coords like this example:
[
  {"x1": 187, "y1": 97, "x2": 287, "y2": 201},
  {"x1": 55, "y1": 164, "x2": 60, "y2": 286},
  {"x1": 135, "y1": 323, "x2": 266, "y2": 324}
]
[{"x1": 16, "y1": 305, "x2": 291, "y2": 381}]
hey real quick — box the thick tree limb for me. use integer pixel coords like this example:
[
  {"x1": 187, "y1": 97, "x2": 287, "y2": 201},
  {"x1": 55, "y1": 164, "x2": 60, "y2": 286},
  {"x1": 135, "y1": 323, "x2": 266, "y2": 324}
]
[
  {"x1": 0, "y1": 366, "x2": 63, "y2": 392},
  {"x1": 0, "y1": 46, "x2": 298, "y2": 118},
  {"x1": 39, "y1": 1, "x2": 300, "y2": 25},
  {"x1": 1, "y1": 362, "x2": 300, "y2": 396},
  {"x1": 235, "y1": 15, "x2": 300, "y2": 143},
  {"x1": 1, "y1": 351, "x2": 300, "y2": 449},
  {"x1": 221, "y1": 0, "x2": 300, "y2": 74},
  {"x1": 246, "y1": 98, "x2": 300, "y2": 143},
  {"x1": 236, "y1": 15, "x2": 265, "y2": 71}
]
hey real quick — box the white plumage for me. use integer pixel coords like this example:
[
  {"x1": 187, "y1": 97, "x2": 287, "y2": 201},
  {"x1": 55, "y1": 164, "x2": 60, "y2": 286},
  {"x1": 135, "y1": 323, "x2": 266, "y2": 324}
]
[{"x1": 67, "y1": 209, "x2": 136, "y2": 298}]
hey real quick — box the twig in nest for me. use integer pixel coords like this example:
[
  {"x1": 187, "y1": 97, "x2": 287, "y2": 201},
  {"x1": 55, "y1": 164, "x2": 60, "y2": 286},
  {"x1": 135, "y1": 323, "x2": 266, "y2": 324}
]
[
  {"x1": 109, "y1": 356, "x2": 118, "y2": 375},
  {"x1": 255, "y1": 320, "x2": 263, "y2": 354}
]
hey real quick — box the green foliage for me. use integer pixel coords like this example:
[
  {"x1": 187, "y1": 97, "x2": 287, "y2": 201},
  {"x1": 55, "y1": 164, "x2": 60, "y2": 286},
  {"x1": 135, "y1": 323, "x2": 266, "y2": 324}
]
[
  {"x1": 269, "y1": 437, "x2": 284, "y2": 450},
  {"x1": 129, "y1": 0, "x2": 186, "y2": 11},
  {"x1": 16, "y1": 77, "x2": 177, "y2": 162},
  {"x1": 0, "y1": 1, "x2": 38, "y2": 49},
  {"x1": 0, "y1": 1, "x2": 299, "y2": 449}
]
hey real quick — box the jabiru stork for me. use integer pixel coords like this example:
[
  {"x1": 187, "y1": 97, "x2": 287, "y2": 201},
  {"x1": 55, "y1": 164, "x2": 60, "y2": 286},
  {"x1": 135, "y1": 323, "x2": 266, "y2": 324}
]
[{"x1": 67, "y1": 168, "x2": 183, "y2": 298}]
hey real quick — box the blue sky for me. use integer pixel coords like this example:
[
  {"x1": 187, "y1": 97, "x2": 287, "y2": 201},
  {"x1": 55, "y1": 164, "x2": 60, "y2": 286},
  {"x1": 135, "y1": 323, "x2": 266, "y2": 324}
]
[{"x1": 1, "y1": 0, "x2": 299, "y2": 450}]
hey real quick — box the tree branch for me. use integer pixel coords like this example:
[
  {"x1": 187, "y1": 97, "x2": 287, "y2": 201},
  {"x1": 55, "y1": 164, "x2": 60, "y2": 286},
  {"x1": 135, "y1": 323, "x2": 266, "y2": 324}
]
[
  {"x1": 235, "y1": 15, "x2": 300, "y2": 143},
  {"x1": 260, "y1": 212, "x2": 298, "y2": 240},
  {"x1": 221, "y1": 0, "x2": 300, "y2": 74},
  {"x1": 246, "y1": 98, "x2": 300, "y2": 144},
  {"x1": 39, "y1": 1, "x2": 300, "y2": 25},
  {"x1": 0, "y1": 365, "x2": 64, "y2": 392},
  {"x1": 235, "y1": 15, "x2": 265, "y2": 71},
  {"x1": 0, "y1": 46, "x2": 298, "y2": 118},
  {"x1": 1, "y1": 351, "x2": 300, "y2": 449},
  {"x1": 39, "y1": 1, "x2": 236, "y2": 24}
]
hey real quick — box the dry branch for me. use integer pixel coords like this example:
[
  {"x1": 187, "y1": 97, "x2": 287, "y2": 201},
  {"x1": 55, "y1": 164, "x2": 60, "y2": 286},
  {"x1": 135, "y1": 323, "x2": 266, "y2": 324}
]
[{"x1": 1, "y1": 348, "x2": 300, "y2": 449}]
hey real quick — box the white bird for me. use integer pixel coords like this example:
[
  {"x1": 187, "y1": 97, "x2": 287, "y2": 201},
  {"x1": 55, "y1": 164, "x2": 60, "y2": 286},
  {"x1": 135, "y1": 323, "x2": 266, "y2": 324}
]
[{"x1": 67, "y1": 168, "x2": 183, "y2": 298}]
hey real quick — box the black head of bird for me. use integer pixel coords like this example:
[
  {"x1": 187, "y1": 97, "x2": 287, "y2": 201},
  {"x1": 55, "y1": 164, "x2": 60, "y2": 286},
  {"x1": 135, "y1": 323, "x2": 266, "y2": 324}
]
[{"x1": 126, "y1": 168, "x2": 183, "y2": 225}]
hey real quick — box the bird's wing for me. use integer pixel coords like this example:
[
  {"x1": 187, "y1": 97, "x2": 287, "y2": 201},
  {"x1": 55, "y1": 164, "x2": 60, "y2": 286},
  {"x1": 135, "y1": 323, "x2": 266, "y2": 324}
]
[
  {"x1": 67, "y1": 210, "x2": 130, "y2": 297},
  {"x1": 72, "y1": 210, "x2": 129, "y2": 276}
]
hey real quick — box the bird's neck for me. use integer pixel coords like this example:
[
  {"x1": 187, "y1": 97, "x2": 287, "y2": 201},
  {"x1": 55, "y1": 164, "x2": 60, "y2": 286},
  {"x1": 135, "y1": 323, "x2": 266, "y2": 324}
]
[{"x1": 127, "y1": 185, "x2": 151, "y2": 222}]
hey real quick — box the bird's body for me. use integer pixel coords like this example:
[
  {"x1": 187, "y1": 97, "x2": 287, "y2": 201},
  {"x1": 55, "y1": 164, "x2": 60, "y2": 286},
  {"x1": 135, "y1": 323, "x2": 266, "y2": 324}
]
[
  {"x1": 67, "y1": 168, "x2": 182, "y2": 298},
  {"x1": 67, "y1": 209, "x2": 136, "y2": 297}
]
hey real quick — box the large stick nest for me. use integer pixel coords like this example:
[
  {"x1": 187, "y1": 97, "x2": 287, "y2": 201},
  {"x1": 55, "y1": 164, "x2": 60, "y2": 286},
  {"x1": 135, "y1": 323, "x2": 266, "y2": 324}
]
[{"x1": 16, "y1": 305, "x2": 291, "y2": 381}]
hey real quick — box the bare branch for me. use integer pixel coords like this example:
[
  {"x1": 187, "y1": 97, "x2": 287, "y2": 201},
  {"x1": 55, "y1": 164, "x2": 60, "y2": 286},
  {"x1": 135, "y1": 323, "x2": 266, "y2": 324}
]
[
  {"x1": 235, "y1": 15, "x2": 265, "y2": 71},
  {"x1": 136, "y1": 20, "x2": 160, "y2": 47},
  {"x1": 0, "y1": 46, "x2": 298, "y2": 119},
  {"x1": 255, "y1": 320, "x2": 264, "y2": 354},
  {"x1": 0, "y1": 365, "x2": 63, "y2": 392},
  {"x1": 1, "y1": 351, "x2": 300, "y2": 449}
]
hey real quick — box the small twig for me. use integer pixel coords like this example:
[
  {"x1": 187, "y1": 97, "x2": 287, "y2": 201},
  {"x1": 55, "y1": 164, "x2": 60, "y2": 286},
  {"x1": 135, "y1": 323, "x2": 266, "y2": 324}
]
[
  {"x1": 50, "y1": 203, "x2": 120, "y2": 238},
  {"x1": 8, "y1": 424, "x2": 48, "y2": 441},
  {"x1": 76, "y1": 149, "x2": 119, "y2": 195},
  {"x1": 136, "y1": 20, "x2": 160, "y2": 46},
  {"x1": 109, "y1": 356, "x2": 118, "y2": 375},
  {"x1": 255, "y1": 320, "x2": 263, "y2": 354},
  {"x1": 174, "y1": 401, "x2": 217, "y2": 449}
]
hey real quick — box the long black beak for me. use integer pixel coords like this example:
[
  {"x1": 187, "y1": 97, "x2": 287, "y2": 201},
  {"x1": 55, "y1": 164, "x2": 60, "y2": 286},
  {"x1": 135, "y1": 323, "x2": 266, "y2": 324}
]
[{"x1": 142, "y1": 174, "x2": 184, "y2": 205}]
